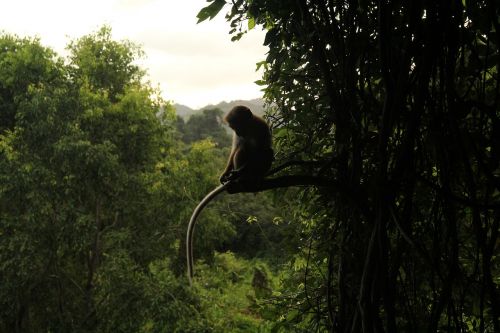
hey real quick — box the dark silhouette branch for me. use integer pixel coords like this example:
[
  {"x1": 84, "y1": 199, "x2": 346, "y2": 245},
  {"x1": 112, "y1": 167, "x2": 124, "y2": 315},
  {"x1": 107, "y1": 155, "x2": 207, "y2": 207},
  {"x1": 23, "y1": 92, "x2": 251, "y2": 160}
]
[
  {"x1": 227, "y1": 175, "x2": 372, "y2": 219},
  {"x1": 225, "y1": 175, "x2": 337, "y2": 193}
]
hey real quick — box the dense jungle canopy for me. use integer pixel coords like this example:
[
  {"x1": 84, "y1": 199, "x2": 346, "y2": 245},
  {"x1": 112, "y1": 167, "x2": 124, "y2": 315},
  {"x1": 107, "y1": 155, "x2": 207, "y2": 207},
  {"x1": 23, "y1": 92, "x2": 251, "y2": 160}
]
[{"x1": 0, "y1": 1, "x2": 499, "y2": 332}]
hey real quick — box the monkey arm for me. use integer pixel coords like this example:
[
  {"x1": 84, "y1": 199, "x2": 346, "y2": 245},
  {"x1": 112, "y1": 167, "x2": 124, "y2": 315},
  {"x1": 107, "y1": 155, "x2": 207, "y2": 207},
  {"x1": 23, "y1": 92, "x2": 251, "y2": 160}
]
[
  {"x1": 220, "y1": 152, "x2": 235, "y2": 183},
  {"x1": 220, "y1": 136, "x2": 239, "y2": 183},
  {"x1": 230, "y1": 160, "x2": 248, "y2": 173},
  {"x1": 223, "y1": 147, "x2": 236, "y2": 173}
]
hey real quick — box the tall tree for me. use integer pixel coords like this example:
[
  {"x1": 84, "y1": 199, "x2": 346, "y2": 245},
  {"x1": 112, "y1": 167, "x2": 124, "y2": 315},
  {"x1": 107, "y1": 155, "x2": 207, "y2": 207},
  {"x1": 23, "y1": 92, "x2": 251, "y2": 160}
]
[
  {"x1": 0, "y1": 28, "x2": 190, "y2": 332},
  {"x1": 202, "y1": 0, "x2": 500, "y2": 331}
]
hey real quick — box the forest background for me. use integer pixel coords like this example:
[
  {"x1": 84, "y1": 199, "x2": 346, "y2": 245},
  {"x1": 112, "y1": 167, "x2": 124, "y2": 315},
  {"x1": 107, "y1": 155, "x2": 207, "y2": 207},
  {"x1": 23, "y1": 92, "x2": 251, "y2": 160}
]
[{"x1": 1, "y1": 0, "x2": 499, "y2": 332}]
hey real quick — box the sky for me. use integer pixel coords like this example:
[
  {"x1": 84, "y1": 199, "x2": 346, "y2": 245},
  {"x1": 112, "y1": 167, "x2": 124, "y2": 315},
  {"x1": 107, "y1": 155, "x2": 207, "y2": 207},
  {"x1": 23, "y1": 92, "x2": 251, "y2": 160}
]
[{"x1": 0, "y1": 0, "x2": 268, "y2": 109}]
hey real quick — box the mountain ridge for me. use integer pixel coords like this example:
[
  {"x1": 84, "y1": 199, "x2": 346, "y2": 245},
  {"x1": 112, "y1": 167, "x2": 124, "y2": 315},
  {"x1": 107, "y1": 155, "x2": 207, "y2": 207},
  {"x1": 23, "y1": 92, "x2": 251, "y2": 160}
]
[{"x1": 174, "y1": 98, "x2": 265, "y2": 118}]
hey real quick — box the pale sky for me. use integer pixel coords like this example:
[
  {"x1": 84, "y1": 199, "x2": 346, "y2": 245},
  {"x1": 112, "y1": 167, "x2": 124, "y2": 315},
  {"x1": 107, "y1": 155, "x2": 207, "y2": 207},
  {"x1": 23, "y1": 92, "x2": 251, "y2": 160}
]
[{"x1": 0, "y1": 0, "x2": 268, "y2": 109}]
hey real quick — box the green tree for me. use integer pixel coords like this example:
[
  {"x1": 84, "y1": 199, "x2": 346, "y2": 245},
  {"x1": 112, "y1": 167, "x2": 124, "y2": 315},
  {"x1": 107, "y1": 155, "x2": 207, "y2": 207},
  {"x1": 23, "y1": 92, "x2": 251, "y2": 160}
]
[
  {"x1": 202, "y1": 0, "x2": 500, "y2": 332},
  {"x1": 0, "y1": 34, "x2": 75, "y2": 332},
  {"x1": 66, "y1": 26, "x2": 144, "y2": 101},
  {"x1": 181, "y1": 108, "x2": 232, "y2": 147},
  {"x1": 0, "y1": 28, "x2": 207, "y2": 333}
]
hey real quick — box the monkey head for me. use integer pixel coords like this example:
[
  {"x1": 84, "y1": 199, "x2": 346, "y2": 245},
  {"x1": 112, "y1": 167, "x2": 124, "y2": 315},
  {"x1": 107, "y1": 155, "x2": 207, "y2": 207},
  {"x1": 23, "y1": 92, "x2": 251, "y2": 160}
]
[{"x1": 224, "y1": 106, "x2": 252, "y2": 136}]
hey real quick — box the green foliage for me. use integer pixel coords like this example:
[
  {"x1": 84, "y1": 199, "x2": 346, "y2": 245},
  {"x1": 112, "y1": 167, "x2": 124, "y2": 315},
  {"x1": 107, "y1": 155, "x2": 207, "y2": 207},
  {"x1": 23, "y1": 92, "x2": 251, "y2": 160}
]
[
  {"x1": 220, "y1": 191, "x2": 300, "y2": 264},
  {"x1": 194, "y1": 252, "x2": 277, "y2": 333},
  {"x1": 178, "y1": 108, "x2": 232, "y2": 148},
  {"x1": 0, "y1": 34, "x2": 63, "y2": 132},
  {"x1": 66, "y1": 26, "x2": 144, "y2": 100},
  {"x1": 0, "y1": 29, "x2": 212, "y2": 332},
  {"x1": 196, "y1": 0, "x2": 227, "y2": 23}
]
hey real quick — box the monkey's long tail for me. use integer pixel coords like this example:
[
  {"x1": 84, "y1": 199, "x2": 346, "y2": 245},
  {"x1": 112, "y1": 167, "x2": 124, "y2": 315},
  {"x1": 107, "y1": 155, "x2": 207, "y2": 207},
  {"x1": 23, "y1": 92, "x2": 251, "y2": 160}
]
[{"x1": 186, "y1": 183, "x2": 228, "y2": 286}]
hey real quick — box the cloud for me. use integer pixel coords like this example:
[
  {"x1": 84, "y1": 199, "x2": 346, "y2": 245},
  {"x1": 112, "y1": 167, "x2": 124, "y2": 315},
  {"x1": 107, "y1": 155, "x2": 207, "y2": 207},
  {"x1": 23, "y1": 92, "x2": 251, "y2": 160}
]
[{"x1": 0, "y1": 0, "x2": 268, "y2": 108}]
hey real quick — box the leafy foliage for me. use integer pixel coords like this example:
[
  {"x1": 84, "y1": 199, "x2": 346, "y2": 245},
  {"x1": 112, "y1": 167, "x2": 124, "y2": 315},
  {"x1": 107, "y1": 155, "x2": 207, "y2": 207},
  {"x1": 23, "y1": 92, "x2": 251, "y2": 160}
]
[
  {"x1": 0, "y1": 27, "x2": 290, "y2": 332},
  {"x1": 0, "y1": 35, "x2": 63, "y2": 133},
  {"x1": 66, "y1": 26, "x2": 144, "y2": 101},
  {"x1": 178, "y1": 108, "x2": 232, "y2": 147},
  {"x1": 196, "y1": 0, "x2": 226, "y2": 23},
  {"x1": 194, "y1": 252, "x2": 277, "y2": 333},
  {"x1": 206, "y1": 0, "x2": 500, "y2": 331}
]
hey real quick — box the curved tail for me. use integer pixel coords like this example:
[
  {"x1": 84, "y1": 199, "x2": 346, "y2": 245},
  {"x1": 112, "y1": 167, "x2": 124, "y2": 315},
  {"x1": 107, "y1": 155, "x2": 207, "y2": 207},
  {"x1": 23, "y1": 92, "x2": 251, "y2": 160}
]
[{"x1": 186, "y1": 183, "x2": 228, "y2": 285}]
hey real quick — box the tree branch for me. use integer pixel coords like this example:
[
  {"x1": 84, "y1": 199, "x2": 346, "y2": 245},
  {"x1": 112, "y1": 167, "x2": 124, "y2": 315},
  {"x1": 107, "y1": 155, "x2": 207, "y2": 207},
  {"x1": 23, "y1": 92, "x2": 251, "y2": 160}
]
[
  {"x1": 226, "y1": 175, "x2": 336, "y2": 193},
  {"x1": 232, "y1": 174, "x2": 372, "y2": 214}
]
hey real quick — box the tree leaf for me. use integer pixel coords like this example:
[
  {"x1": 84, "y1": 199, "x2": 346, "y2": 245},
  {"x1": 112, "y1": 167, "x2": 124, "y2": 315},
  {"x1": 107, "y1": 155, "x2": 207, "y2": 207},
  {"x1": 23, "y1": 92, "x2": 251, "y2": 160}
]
[
  {"x1": 248, "y1": 17, "x2": 256, "y2": 30},
  {"x1": 196, "y1": 0, "x2": 226, "y2": 23}
]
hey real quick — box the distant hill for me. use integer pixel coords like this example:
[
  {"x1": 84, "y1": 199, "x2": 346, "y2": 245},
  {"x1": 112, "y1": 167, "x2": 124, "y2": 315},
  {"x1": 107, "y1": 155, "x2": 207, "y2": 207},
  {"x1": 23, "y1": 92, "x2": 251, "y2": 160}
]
[
  {"x1": 174, "y1": 98, "x2": 265, "y2": 119},
  {"x1": 173, "y1": 104, "x2": 199, "y2": 119}
]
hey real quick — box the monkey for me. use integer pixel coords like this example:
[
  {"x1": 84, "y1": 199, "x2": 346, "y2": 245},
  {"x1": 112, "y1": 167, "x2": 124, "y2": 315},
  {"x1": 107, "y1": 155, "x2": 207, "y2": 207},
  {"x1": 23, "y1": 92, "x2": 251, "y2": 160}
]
[
  {"x1": 219, "y1": 105, "x2": 274, "y2": 184},
  {"x1": 186, "y1": 106, "x2": 273, "y2": 285}
]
